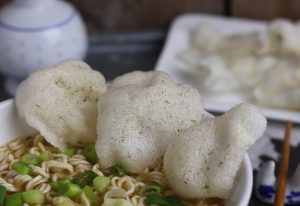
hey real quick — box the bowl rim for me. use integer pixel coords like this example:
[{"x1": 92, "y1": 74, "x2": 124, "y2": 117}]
[
  {"x1": 0, "y1": 99, "x2": 253, "y2": 205},
  {"x1": 239, "y1": 154, "x2": 253, "y2": 206},
  {"x1": 0, "y1": 98, "x2": 14, "y2": 109}
]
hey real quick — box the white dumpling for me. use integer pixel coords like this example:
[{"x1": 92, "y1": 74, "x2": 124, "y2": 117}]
[
  {"x1": 16, "y1": 60, "x2": 107, "y2": 149},
  {"x1": 200, "y1": 56, "x2": 239, "y2": 93},
  {"x1": 219, "y1": 33, "x2": 260, "y2": 58},
  {"x1": 191, "y1": 23, "x2": 224, "y2": 52},
  {"x1": 164, "y1": 103, "x2": 266, "y2": 199},
  {"x1": 254, "y1": 66, "x2": 300, "y2": 109},
  {"x1": 96, "y1": 71, "x2": 204, "y2": 173},
  {"x1": 268, "y1": 19, "x2": 300, "y2": 56}
]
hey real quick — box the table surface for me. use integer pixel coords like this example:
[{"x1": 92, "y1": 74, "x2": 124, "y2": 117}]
[{"x1": 0, "y1": 31, "x2": 298, "y2": 206}]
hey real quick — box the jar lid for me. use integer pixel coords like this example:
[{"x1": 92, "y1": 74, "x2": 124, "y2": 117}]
[{"x1": 0, "y1": 0, "x2": 77, "y2": 32}]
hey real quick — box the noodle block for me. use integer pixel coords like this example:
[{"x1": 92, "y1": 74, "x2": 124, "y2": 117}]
[
  {"x1": 15, "y1": 60, "x2": 107, "y2": 149},
  {"x1": 164, "y1": 103, "x2": 266, "y2": 199},
  {"x1": 96, "y1": 71, "x2": 204, "y2": 173}
]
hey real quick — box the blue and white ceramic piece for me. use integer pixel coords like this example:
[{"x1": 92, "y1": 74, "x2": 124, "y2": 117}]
[
  {"x1": 0, "y1": 0, "x2": 88, "y2": 95},
  {"x1": 255, "y1": 160, "x2": 300, "y2": 204}
]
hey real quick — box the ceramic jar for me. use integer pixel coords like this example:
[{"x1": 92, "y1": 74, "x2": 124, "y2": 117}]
[{"x1": 0, "y1": 0, "x2": 88, "y2": 95}]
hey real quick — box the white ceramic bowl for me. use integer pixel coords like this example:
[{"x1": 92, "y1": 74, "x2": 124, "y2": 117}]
[{"x1": 0, "y1": 99, "x2": 252, "y2": 206}]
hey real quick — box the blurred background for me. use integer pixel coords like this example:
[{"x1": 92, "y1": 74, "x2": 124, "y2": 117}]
[
  {"x1": 0, "y1": 1, "x2": 300, "y2": 205},
  {"x1": 1, "y1": 0, "x2": 300, "y2": 100}
]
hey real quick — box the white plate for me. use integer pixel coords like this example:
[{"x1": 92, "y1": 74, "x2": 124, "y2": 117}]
[{"x1": 155, "y1": 13, "x2": 300, "y2": 123}]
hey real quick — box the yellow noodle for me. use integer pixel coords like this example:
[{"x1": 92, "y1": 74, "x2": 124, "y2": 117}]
[
  {"x1": 52, "y1": 196, "x2": 80, "y2": 206},
  {"x1": 0, "y1": 145, "x2": 9, "y2": 152},
  {"x1": 134, "y1": 182, "x2": 145, "y2": 188},
  {"x1": 10, "y1": 171, "x2": 33, "y2": 190},
  {"x1": 45, "y1": 191, "x2": 56, "y2": 203},
  {"x1": 0, "y1": 171, "x2": 9, "y2": 177},
  {"x1": 0, "y1": 147, "x2": 9, "y2": 162},
  {"x1": 30, "y1": 165, "x2": 50, "y2": 178},
  {"x1": 29, "y1": 146, "x2": 41, "y2": 155},
  {"x1": 51, "y1": 174, "x2": 58, "y2": 182},
  {"x1": 7, "y1": 139, "x2": 24, "y2": 150},
  {"x1": 0, "y1": 153, "x2": 12, "y2": 173},
  {"x1": 7, "y1": 153, "x2": 14, "y2": 162},
  {"x1": 0, "y1": 177, "x2": 17, "y2": 191},
  {"x1": 80, "y1": 193, "x2": 91, "y2": 206},
  {"x1": 68, "y1": 154, "x2": 91, "y2": 174},
  {"x1": 41, "y1": 161, "x2": 48, "y2": 171},
  {"x1": 111, "y1": 176, "x2": 136, "y2": 195},
  {"x1": 92, "y1": 163, "x2": 104, "y2": 176},
  {"x1": 7, "y1": 139, "x2": 28, "y2": 158},
  {"x1": 103, "y1": 187, "x2": 132, "y2": 206},
  {"x1": 37, "y1": 142, "x2": 46, "y2": 151},
  {"x1": 33, "y1": 134, "x2": 44, "y2": 145},
  {"x1": 14, "y1": 148, "x2": 27, "y2": 159},
  {"x1": 0, "y1": 162, "x2": 9, "y2": 172},
  {"x1": 25, "y1": 175, "x2": 49, "y2": 190},
  {"x1": 131, "y1": 195, "x2": 146, "y2": 206},
  {"x1": 46, "y1": 160, "x2": 73, "y2": 175},
  {"x1": 137, "y1": 169, "x2": 166, "y2": 185},
  {"x1": 52, "y1": 154, "x2": 68, "y2": 163},
  {"x1": 0, "y1": 145, "x2": 8, "y2": 152},
  {"x1": 0, "y1": 134, "x2": 224, "y2": 206},
  {"x1": 36, "y1": 183, "x2": 52, "y2": 194}
]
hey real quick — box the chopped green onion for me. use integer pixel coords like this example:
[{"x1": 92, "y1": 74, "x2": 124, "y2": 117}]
[
  {"x1": 0, "y1": 185, "x2": 7, "y2": 205},
  {"x1": 63, "y1": 148, "x2": 76, "y2": 156},
  {"x1": 139, "y1": 183, "x2": 164, "y2": 196},
  {"x1": 146, "y1": 193, "x2": 185, "y2": 206},
  {"x1": 82, "y1": 144, "x2": 98, "y2": 164},
  {"x1": 164, "y1": 195, "x2": 186, "y2": 206},
  {"x1": 22, "y1": 190, "x2": 45, "y2": 205},
  {"x1": 40, "y1": 150, "x2": 52, "y2": 161},
  {"x1": 57, "y1": 183, "x2": 82, "y2": 199},
  {"x1": 93, "y1": 176, "x2": 110, "y2": 192},
  {"x1": 111, "y1": 165, "x2": 129, "y2": 177},
  {"x1": 12, "y1": 161, "x2": 31, "y2": 175},
  {"x1": 146, "y1": 193, "x2": 168, "y2": 205},
  {"x1": 4, "y1": 192, "x2": 23, "y2": 206},
  {"x1": 72, "y1": 171, "x2": 98, "y2": 188},
  {"x1": 20, "y1": 153, "x2": 42, "y2": 165},
  {"x1": 51, "y1": 179, "x2": 71, "y2": 190},
  {"x1": 83, "y1": 186, "x2": 100, "y2": 203}
]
